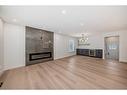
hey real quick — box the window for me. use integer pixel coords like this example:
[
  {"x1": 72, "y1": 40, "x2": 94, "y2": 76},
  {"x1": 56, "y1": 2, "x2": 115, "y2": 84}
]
[{"x1": 68, "y1": 40, "x2": 75, "y2": 52}]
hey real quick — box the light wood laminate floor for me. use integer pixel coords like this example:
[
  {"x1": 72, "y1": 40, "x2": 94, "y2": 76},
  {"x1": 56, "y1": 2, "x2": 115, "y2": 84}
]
[{"x1": 1, "y1": 55, "x2": 127, "y2": 89}]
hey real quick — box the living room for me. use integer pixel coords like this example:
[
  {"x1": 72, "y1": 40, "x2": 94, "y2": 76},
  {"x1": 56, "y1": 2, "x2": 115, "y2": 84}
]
[{"x1": 0, "y1": 1, "x2": 127, "y2": 94}]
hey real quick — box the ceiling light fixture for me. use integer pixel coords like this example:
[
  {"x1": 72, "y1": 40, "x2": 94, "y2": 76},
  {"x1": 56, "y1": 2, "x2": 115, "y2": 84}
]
[
  {"x1": 80, "y1": 23, "x2": 84, "y2": 26},
  {"x1": 78, "y1": 33, "x2": 90, "y2": 45},
  {"x1": 12, "y1": 18, "x2": 17, "y2": 22},
  {"x1": 61, "y1": 10, "x2": 66, "y2": 15}
]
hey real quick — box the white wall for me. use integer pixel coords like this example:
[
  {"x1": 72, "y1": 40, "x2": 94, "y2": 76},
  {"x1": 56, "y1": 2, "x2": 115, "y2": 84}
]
[
  {"x1": 119, "y1": 31, "x2": 127, "y2": 62},
  {"x1": 78, "y1": 33, "x2": 104, "y2": 49},
  {"x1": 54, "y1": 33, "x2": 77, "y2": 59},
  {"x1": 4, "y1": 23, "x2": 25, "y2": 70},
  {"x1": 0, "y1": 18, "x2": 4, "y2": 76}
]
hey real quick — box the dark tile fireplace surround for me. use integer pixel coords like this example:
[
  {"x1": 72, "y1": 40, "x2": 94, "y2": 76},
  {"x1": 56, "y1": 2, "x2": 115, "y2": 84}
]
[{"x1": 26, "y1": 26, "x2": 54, "y2": 66}]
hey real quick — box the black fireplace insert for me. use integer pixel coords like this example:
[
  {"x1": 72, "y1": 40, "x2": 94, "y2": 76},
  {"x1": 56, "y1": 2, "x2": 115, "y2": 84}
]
[{"x1": 29, "y1": 52, "x2": 52, "y2": 61}]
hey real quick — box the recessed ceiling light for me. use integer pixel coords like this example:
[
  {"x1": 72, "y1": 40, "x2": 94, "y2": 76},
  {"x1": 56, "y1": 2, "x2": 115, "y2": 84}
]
[
  {"x1": 12, "y1": 18, "x2": 17, "y2": 22},
  {"x1": 80, "y1": 23, "x2": 84, "y2": 26},
  {"x1": 61, "y1": 10, "x2": 66, "y2": 15}
]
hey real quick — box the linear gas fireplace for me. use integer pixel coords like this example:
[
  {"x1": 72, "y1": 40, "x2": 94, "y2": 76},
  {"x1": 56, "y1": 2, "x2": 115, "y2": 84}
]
[
  {"x1": 26, "y1": 26, "x2": 54, "y2": 66},
  {"x1": 29, "y1": 52, "x2": 52, "y2": 61}
]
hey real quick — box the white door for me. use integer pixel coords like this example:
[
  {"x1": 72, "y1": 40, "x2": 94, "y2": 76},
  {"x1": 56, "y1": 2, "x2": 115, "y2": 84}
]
[{"x1": 105, "y1": 36, "x2": 119, "y2": 60}]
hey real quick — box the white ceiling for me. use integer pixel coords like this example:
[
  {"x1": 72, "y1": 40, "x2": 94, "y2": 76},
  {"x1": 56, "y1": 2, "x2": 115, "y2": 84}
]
[{"x1": 0, "y1": 6, "x2": 127, "y2": 37}]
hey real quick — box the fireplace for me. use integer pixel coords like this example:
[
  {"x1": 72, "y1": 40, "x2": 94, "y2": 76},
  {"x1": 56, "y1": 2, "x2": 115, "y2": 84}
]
[
  {"x1": 26, "y1": 26, "x2": 54, "y2": 66},
  {"x1": 29, "y1": 52, "x2": 52, "y2": 61}
]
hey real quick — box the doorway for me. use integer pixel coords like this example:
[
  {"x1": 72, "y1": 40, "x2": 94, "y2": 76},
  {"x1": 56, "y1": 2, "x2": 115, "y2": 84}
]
[{"x1": 105, "y1": 36, "x2": 119, "y2": 60}]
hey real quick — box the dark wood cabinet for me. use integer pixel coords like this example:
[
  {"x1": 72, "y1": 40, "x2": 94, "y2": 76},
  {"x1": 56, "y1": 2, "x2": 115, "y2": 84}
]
[
  {"x1": 95, "y1": 49, "x2": 103, "y2": 58},
  {"x1": 76, "y1": 49, "x2": 103, "y2": 58},
  {"x1": 77, "y1": 49, "x2": 89, "y2": 56}
]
